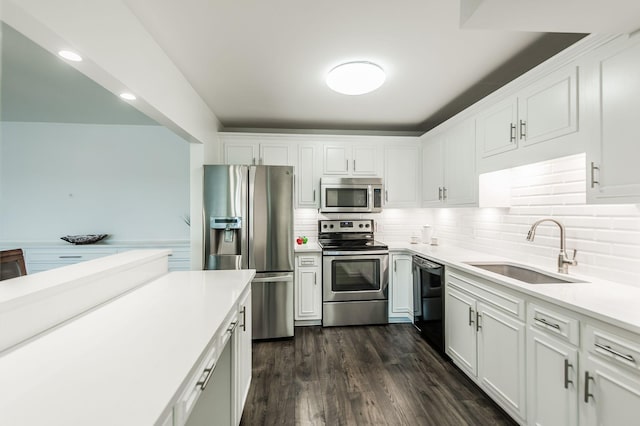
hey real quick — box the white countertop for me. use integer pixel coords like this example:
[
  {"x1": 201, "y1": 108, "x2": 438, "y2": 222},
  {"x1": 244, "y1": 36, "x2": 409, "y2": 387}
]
[
  {"x1": 0, "y1": 269, "x2": 255, "y2": 426},
  {"x1": 388, "y1": 242, "x2": 640, "y2": 335},
  {"x1": 294, "y1": 242, "x2": 322, "y2": 253}
]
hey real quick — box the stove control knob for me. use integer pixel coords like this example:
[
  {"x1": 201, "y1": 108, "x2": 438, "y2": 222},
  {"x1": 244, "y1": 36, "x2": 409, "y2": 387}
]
[
  {"x1": 323, "y1": 224, "x2": 327, "y2": 229},
  {"x1": 359, "y1": 224, "x2": 364, "y2": 228},
  {"x1": 329, "y1": 224, "x2": 334, "y2": 228}
]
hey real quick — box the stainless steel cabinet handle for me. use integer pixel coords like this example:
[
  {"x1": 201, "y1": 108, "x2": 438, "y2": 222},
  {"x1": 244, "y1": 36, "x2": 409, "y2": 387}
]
[
  {"x1": 394, "y1": 260, "x2": 397, "y2": 272},
  {"x1": 314, "y1": 272, "x2": 317, "y2": 286},
  {"x1": 595, "y1": 343, "x2": 636, "y2": 363},
  {"x1": 197, "y1": 364, "x2": 216, "y2": 390},
  {"x1": 353, "y1": 160, "x2": 356, "y2": 171},
  {"x1": 240, "y1": 307, "x2": 247, "y2": 332},
  {"x1": 510, "y1": 123, "x2": 516, "y2": 142},
  {"x1": 534, "y1": 317, "x2": 561, "y2": 330},
  {"x1": 313, "y1": 189, "x2": 316, "y2": 202},
  {"x1": 346, "y1": 159, "x2": 348, "y2": 171},
  {"x1": 385, "y1": 190, "x2": 389, "y2": 202},
  {"x1": 443, "y1": 187, "x2": 447, "y2": 200},
  {"x1": 584, "y1": 371, "x2": 594, "y2": 403},
  {"x1": 519, "y1": 120, "x2": 526, "y2": 139},
  {"x1": 59, "y1": 255, "x2": 82, "y2": 259},
  {"x1": 590, "y1": 162, "x2": 600, "y2": 188},
  {"x1": 252, "y1": 157, "x2": 256, "y2": 165},
  {"x1": 468, "y1": 307, "x2": 475, "y2": 326},
  {"x1": 438, "y1": 187, "x2": 443, "y2": 201},
  {"x1": 564, "y1": 359, "x2": 573, "y2": 389},
  {"x1": 476, "y1": 312, "x2": 482, "y2": 331},
  {"x1": 227, "y1": 321, "x2": 238, "y2": 334}
]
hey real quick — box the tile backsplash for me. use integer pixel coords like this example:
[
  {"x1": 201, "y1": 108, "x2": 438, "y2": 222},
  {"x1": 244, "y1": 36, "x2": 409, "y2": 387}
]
[{"x1": 296, "y1": 153, "x2": 640, "y2": 287}]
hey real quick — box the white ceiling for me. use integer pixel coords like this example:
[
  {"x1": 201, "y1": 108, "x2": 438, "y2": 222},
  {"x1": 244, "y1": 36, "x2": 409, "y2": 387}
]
[{"x1": 124, "y1": 0, "x2": 585, "y2": 133}]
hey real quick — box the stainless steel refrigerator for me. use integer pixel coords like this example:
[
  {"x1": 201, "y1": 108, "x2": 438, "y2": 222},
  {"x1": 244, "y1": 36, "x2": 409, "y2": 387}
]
[{"x1": 203, "y1": 165, "x2": 294, "y2": 340}]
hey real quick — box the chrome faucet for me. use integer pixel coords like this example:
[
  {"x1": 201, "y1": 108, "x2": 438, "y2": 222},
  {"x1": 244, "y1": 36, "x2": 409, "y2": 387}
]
[{"x1": 526, "y1": 218, "x2": 577, "y2": 274}]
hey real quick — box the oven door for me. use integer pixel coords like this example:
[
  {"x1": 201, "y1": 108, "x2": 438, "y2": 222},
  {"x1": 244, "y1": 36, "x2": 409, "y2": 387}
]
[
  {"x1": 322, "y1": 251, "x2": 389, "y2": 302},
  {"x1": 320, "y1": 184, "x2": 373, "y2": 213}
]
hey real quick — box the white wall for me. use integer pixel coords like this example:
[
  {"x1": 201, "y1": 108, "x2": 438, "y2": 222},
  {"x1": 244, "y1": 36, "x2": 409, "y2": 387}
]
[
  {"x1": 294, "y1": 154, "x2": 640, "y2": 287},
  {"x1": 0, "y1": 122, "x2": 190, "y2": 242}
]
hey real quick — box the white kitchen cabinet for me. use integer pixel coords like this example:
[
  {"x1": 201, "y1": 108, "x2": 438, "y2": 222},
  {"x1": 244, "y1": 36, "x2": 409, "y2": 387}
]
[
  {"x1": 296, "y1": 144, "x2": 321, "y2": 208},
  {"x1": 234, "y1": 286, "x2": 252, "y2": 424},
  {"x1": 527, "y1": 328, "x2": 579, "y2": 426},
  {"x1": 585, "y1": 34, "x2": 640, "y2": 203},
  {"x1": 220, "y1": 133, "x2": 295, "y2": 166},
  {"x1": 384, "y1": 143, "x2": 421, "y2": 208},
  {"x1": 477, "y1": 66, "x2": 578, "y2": 159},
  {"x1": 445, "y1": 269, "x2": 526, "y2": 422},
  {"x1": 422, "y1": 119, "x2": 476, "y2": 207},
  {"x1": 389, "y1": 253, "x2": 412, "y2": 323},
  {"x1": 322, "y1": 143, "x2": 379, "y2": 176},
  {"x1": 25, "y1": 247, "x2": 118, "y2": 273},
  {"x1": 294, "y1": 254, "x2": 322, "y2": 324}
]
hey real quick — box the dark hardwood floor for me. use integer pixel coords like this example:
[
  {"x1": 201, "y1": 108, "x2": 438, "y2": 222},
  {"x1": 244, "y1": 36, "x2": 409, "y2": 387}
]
[{"x1": 240, "y1": 324, "x2": 517, "y2": 426}]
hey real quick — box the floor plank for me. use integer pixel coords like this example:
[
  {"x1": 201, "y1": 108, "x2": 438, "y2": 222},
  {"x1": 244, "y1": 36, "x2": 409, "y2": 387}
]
[{"x1": 240, "y1": 324, "x2": 517, "y2": 426}]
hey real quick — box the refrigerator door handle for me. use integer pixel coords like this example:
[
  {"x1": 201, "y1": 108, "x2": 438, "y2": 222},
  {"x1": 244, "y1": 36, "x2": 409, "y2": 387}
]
[
  {"x1": 248, "y1": 166, "x2": 256, "y2": 269},
  {"x1": 252, "y1": 274, "x2": 294, "y2": 283}
]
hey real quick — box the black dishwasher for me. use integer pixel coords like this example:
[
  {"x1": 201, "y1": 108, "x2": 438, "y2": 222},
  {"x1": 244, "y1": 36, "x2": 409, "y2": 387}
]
[{"x1": 412, "y1": 255, "x2": 446, "y2": 356}]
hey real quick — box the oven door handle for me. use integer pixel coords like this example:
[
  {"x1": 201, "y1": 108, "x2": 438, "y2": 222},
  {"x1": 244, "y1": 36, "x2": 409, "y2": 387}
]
[{"x1": 323, "y1": 250, "x2": 389, "y2": 256}]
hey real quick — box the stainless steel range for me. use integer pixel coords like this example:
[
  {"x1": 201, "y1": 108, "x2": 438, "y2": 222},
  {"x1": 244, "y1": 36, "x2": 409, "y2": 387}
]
[{"x1": 318, "y1": 219, "x2": 389, "y2": 327}]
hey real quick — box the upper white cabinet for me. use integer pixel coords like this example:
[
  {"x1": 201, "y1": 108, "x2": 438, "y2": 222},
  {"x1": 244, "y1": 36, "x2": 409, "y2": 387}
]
[
  {"x1": 220, "y1": 133, "x2": 295, "y2": 166},
  {"x1": 322, "y1": 143, "x2": 379, "y2": 176},
  {"x1": 585, "y1": 35, "x2": 640, "y2": 204},
  {"x1": 477, "y1": 66, "x2": 578, "y2": 161},
  {"x1": 422, "y1": 119, "x2": 477, "y2": 207},
  {"x1": 384, "y1": 142, "x2": 421, "y2": 208},
  {"x1": 296, "y1": 143, "x2": 321, "y2": 208}
]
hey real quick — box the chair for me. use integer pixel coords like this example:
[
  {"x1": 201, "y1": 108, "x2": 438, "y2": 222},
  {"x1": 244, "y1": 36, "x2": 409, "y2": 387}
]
[{"x1": 1, "y1": 249, "x2": 27, "y2": 281}]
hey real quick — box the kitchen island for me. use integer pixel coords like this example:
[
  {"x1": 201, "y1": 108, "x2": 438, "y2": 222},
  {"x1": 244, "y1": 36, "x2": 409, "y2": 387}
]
[{"x1": 0, "y1": 251, "x2": 254, "y2": 426}]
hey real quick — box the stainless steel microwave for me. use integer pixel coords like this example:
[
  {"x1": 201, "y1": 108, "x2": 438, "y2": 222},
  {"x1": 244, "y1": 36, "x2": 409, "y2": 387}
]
[{"x1": 320, "y1": 177, "x2": 383, "y2": 213}]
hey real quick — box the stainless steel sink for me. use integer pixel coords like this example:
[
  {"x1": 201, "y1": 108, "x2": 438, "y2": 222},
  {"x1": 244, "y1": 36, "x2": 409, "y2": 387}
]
[{"x1": 465, "y1": 262, "x2": 585, "y2": 284}]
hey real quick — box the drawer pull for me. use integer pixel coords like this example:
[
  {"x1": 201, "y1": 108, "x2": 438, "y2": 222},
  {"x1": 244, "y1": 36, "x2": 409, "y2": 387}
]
[
  {"x1": 468, "y1": 307, "x2": 475, "y2": 327},
  {"x1": 240, "y1": 308, "x2": 247, "y2": 332},
  {"x1": 564, "y1": 359, "x2": 574, "y2": 389},
  {"x1": 59, "y1": 255, "x2": 82, "y2": 259},
  {"x1": 196, "y1": 364, "x2": 216, "y2": 390},
  {"x1": 595, "y1": 343, "x2": 636, "y2": 363},
  {"x1": 534, "y1": 317, "x2": 561, "y2": 330},
  {"x1": 476, "y1": 311, "x2": 482, "y2": 331},
  {"x1": 227, "y1": 321, "x2": 238, "y2": 334}
]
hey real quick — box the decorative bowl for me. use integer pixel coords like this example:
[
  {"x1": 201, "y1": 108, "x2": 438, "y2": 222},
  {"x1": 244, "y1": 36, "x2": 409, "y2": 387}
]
[{"x1": 60, "y1": 234, "x2": 109, "y2": 245}]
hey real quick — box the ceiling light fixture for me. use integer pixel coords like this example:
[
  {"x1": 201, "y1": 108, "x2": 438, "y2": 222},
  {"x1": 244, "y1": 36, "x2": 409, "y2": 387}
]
[
  {"x1": 119, "y1": 93, "x2": 137, "y2": 101},
  {"x1": 58, "y1": 50, "x2": 83, "y2": 62},
  {"x1": 326, "y1": 61, "x2": 385, "y2": 95}
]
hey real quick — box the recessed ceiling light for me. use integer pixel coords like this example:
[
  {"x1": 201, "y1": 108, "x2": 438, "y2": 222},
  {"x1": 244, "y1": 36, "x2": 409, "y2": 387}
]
[
  {"x1": 119, "y1": 93, "x2": 137, "y2": 101},
  {"x1": 58, "y1": 50, "x2": 83, "y2": 62},
  {"x1": 326, "y1": 61, "x2": 386, "y2": 95}
]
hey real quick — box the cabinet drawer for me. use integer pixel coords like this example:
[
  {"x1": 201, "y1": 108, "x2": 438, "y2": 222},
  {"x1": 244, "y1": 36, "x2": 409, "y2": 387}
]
[
  {"x1": 27, "y1": 248, "x2": 117, "y2": 262},
  {"x1": 297, "y1": 255, "x2": 319, "y2": 267},
  {"x1": 528, "y1": 302, "x2": 580, "y2": 346},
  {"x1": 447, "y1": 270, "x2": 524, "y2": 319},
  {"x1": 585, "y1": 324, "x2": 640, "y2": 372}
]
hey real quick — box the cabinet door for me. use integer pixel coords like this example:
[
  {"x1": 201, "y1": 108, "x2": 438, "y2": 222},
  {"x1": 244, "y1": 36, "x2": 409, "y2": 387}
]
[
  {"x1": 527, "y1": 328, "x2": 579, "y2": 426},
  {"x1": 477, "y1": 302, "x2": 526, "y2": 421},
  {"x1": 352, "y1": 145, "x2": 378, "y2": 175},
  {"x1": 297, "y1": 144, "x2": 320, "y2": 207},
  {"x1": 477, "y1": 97, "x2": 518, "y2": 158},
  {"x1": 583, "y1": 355, "x2": 640, "y2": 426},
  {"x1": 260, "y1": 143, "x2": 293, "y2": 166},
  {"x1": 587, "y1": 36, "x2": 640, "y2": 203},
  {"x1": 443, "y1": 119, "x2": 477, "y2": 206},
  {"x1": 384, "y1": 145, "x2": 421, "y2": 207},
  {"x1": 518, "y1": 66, "x2": 578, "y2": 147},
  {"x1": 235, "y1": 288, "x2": 252, "y2": 423},
  {"x1": 389, "y1": 254, "x2": 412, "y2": 320},
  {"x1": 225, "y1": 143, "x2": 258, "y2": 165},
  {"x1": 421, "y1": 136, "x2": 444, "y2": 207},
  {"x1": 323, "y1": 145, "x2": 350, "y2": 175},
  {"x1": 295, "y1": 263, "x2": 321, "y2": 320},
  {"x1": 445, "y1": 286, "x2": 477, "y2": 377}
]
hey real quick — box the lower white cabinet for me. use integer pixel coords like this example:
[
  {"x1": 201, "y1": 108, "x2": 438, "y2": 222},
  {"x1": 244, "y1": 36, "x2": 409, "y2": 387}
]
[
  {"x1": 389, "y1": 253, "x2": 412, "y2": 322},
  {"x1": 234, "y1": 286, "x2": 252, "y2": 424},
  {"x1": 294, "y1": 253, "x2": 322, "y2": 324},
  {"x1": 445, "y1": 270, "x2": 526, "y2": 422}
]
